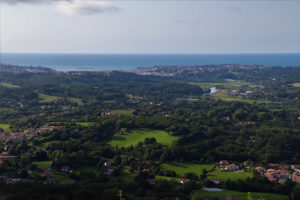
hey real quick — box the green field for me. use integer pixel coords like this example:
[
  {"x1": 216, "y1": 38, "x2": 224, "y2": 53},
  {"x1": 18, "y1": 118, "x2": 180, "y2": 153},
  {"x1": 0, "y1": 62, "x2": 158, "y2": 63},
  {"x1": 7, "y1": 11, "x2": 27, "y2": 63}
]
[
  {"x1": 0, "y1": 124, "x2": 10, "y2": 132},
  {"x1": 103, "y1": 100, "x2": 116, "y2": 104},
  {"x1": 32, "y1": 161, "x2": 53, "y2": 169},
  {"x1": 212, "y1": 89, "x2": 272, "y2": 104},
  {"x1": 52, "y1": 170, "x2": 72, "y2": 182},
  {"x1": 0, "y1": 82, "x2": 20, "y2": 88},
  {"x1": 76, "y1": 122, "x2": 95, "y2": 127},
  {"x1": 188, "y1": 81, "x2": 246, "y2": 89},
  {"x1": 67, "y1": 97, "x2": 83, "y2": 105},
  {"x1": 75, "y1": 167, "x2": 99, "y2": 176},
  {"x1": 193, "y1": 190, "x2": 287, "y2": 200},
  {"x1": 160, "y1": 162, "x2": 215, "y2": 176},
  {"x1": 208, "y1": 170, "x2": 252, "y2": 181},
  {"x1": 108, "y1": 130, "x2": 178, "y2": 147},
  {"x1": 111, "y1": 109, "x2": 134, "y2": 116},
  {"x1": 38, "y1": 93, "x2": 59, "y2": 103}
]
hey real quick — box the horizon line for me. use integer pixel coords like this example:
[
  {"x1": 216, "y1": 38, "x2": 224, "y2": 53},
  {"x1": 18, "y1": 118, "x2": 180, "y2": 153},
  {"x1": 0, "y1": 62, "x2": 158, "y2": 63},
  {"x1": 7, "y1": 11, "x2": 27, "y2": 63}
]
[{"x1": 2, "y1": 52, "x2": 300, "y2": 55}]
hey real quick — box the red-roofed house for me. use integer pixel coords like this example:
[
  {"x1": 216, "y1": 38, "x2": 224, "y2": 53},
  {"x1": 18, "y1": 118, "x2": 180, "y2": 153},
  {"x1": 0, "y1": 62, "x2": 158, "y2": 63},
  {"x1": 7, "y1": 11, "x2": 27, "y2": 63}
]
[
  {"x1": 220, "y1": 160, "x2": 229, "y2": 165},
  {"x1": 224, "y1": 164, "x2": 239, "y2": 171}
]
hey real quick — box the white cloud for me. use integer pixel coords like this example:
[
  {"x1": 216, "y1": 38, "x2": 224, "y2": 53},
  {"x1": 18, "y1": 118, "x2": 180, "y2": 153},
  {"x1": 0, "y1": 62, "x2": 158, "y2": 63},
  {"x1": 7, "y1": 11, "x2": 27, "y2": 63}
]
[
  {"x1": 2, "y1": 0, "x2": 119, "y2": 16},
  {"x1": 56, "y1": 0, "x2": 119, "y2": 16},
  {"x1": 2, "y1": 0, "x2": 69, "y2": 5}
]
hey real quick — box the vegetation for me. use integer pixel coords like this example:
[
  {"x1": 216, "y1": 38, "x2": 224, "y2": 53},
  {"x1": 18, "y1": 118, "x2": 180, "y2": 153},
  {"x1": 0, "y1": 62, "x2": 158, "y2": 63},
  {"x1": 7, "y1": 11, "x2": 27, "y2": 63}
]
[
  {"x1": 0, "y1": 124, "x2": 10, "y2": 132},
  {"x1": 0, "y1": 82, "x2": 20, "y2": 88},
  {"x1": 160, "y1": 163, "x2": 215, "y2": 176},
  {"x1": 193, "y1": 190, "x2": 287, "y2": 200},
  {"x1": 208, "y1": 170, "x2": 253, "y2": 181},
  {"x1": 108, "y1": 130, "x2": 178, "y2": 147},
  {"x1": 2, "y1": 64, "x2": 300, "y2": 199},
  {"x1": 38, "y1": 93, "x2": 59, "y2": 103}
]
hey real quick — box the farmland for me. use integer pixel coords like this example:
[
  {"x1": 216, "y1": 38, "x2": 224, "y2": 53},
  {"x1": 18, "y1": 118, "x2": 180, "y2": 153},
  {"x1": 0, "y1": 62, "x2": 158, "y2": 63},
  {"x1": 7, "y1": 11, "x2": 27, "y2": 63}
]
[
  {"x1": 160, "y1": 162, "x2": 215, "y2": 176},
  {"x1": 208, "y1": 170, "x2": 253, "y2": 181},
  {"x1": 108, "y1": 130, "x2": 178, "y2": 147}
]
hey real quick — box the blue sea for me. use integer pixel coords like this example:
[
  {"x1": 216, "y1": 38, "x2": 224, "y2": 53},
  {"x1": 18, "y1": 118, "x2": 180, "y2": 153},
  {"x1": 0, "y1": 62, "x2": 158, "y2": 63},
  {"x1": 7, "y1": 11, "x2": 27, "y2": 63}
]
[{"x1": 1, "y1": 53, "x2": 300, "y2": 71}]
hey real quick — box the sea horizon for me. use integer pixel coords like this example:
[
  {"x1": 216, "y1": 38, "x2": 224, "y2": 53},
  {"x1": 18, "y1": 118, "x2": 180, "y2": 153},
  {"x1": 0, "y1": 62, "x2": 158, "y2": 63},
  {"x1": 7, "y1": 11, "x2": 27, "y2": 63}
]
[{"x1": 1, "y1": 53, "x2": 300, "y2": 71}]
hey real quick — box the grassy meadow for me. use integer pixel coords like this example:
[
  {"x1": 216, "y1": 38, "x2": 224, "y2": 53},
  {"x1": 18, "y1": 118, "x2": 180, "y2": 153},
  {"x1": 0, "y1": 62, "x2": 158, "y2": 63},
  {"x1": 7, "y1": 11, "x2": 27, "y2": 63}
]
[
  {"x1": 32, "y1": 161, "x2": 53, "y2": 169},
  {"x1": 108, "y1": 130, "x2": 178, "y2": 147},
  {"x1": 0, "y1": 82, "x2": 20, "y2": 88},
  {"x1": 38, "y1": 93, "x2": 59, "y2": 103},
  {"x1": 208, "y1": 170, "x2": 253, "y2": 181},
  {"x1": 160, "y1": 162, "x2": 215, "y2": 176},
  {"x1": 0, "y1": 124, "x2": 10, "y2": 132},
  {"x1": 67, "y1": 97, "x2": 84, "y2": 105},
  {"x1": 111, "y1": 109, "x2": 135, "y2": 116}
]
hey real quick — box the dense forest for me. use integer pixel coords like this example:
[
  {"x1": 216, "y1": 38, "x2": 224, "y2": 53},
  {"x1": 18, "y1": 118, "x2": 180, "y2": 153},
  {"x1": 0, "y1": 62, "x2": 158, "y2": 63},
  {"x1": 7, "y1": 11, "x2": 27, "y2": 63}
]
[{"x1": 0, "y1": 64, "x2": 300, "y2": 200}]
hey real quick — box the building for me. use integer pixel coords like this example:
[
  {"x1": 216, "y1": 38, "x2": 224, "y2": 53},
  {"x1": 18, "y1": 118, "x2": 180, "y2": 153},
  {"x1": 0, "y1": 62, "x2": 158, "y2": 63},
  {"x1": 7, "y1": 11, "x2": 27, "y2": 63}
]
[
  {"x1": 220, "y1": 160, "x2": 229, "y2": 165},
  {"x1": 224, "y1": 164, "x2": 239, "y2": 171}
]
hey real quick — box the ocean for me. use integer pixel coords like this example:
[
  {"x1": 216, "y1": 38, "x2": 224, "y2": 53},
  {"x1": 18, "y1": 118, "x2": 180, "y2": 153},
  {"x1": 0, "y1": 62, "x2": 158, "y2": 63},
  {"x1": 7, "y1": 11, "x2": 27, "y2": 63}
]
[{"x1": 1, "y1": 53, "x2": 300, "y2": 71}]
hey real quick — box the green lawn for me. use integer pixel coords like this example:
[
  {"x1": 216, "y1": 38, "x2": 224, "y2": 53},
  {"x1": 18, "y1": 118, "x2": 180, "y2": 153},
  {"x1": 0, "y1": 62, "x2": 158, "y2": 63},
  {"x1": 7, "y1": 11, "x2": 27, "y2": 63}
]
[
  {"x1": 32, "y1": 161, "x2": 53, "y2": 169},
  {"x1": 188, "y1": 81, "x2": 245, "y2": 89},
  {"x1": 76, "y1": 122, "x2": 95, "y2": 127},
  {"x1": 160, "y1": 162, "x2": 215, "y2": 176},
  {"x1": 52, "y1": 170, "x2": 73, "y2": 181},
  {"x1": 0, "y1": 124, "x2": 10, "y2": 132},
  {"x1": 108, "y1": 130, "x2": 178, "y2": 147},
  {"x1": 208, "y1": 170, "x2": 252, "y2": 181},
  {"x1": 75, "y1": 167, "x2": 99, "y2": 176},
  {"x1": 67, "y1": 97, "x2": 83, "y2": 105},
  {"x1": 193, "y1": 189, "x2": 287, "y2": 200},
  {"x1": 0, "y1": 82, "x2": 20, "y2": 88},
  {"x1": 38, "y1": 93, "x2": 59, "y2": 103},
  {"x1": 111, "y1": 109, "x2": 134, "y2": 116},
  {"x1": 212, "y1": 89, "x2": 272, "y2": 104}
]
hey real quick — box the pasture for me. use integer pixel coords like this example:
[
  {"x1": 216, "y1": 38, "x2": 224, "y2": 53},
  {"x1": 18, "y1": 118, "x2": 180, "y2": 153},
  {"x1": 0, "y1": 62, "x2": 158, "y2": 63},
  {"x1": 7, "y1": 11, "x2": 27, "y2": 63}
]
[
  {"x1": 208, "y1": 170, "x2": 252, "y2": 181},
  {"x1": 0, "y1": 82, "x2": 20, "y2": 88},
  {"x1": 0, "y1": 124, "x2": 10, "y2": 132},
  {"x1": 111, "y1": 109, "x2": 134, "y2": 116},
  {"x1": 160, "y1": 162, "x2": 215, "y2": 176},
  {"x1": 32, "y1": 161, "x2": 53, "y2": 169},
  {"x1": 38, "y1": 93, "x2": 59, "y2": 103},
  {"x1": 108, "y1": 130, "x2": 178, "y2": 147},
  {"x1": 67, "y1": 97, "x2": 84, "y2": 105}
]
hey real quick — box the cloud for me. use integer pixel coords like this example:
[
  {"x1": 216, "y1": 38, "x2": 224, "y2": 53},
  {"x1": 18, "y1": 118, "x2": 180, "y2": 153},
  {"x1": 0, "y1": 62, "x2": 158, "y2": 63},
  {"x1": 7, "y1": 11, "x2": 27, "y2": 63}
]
[
  {"x1": 57, "y1": 0, "x2": 119, "y2": 16},
  {"x1": 2, "y1": 0, "x2": 119, "y2": 16},
  {"x1": 2, "y1": 0, "x2": 69, "y2": 5}
]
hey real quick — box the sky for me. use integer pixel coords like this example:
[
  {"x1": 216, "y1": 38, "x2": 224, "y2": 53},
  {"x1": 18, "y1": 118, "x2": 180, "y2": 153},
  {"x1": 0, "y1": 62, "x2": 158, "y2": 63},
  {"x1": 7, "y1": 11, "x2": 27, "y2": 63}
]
[{"x1": 1, "y1": 0, "x2": 300, "y2": 54}]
